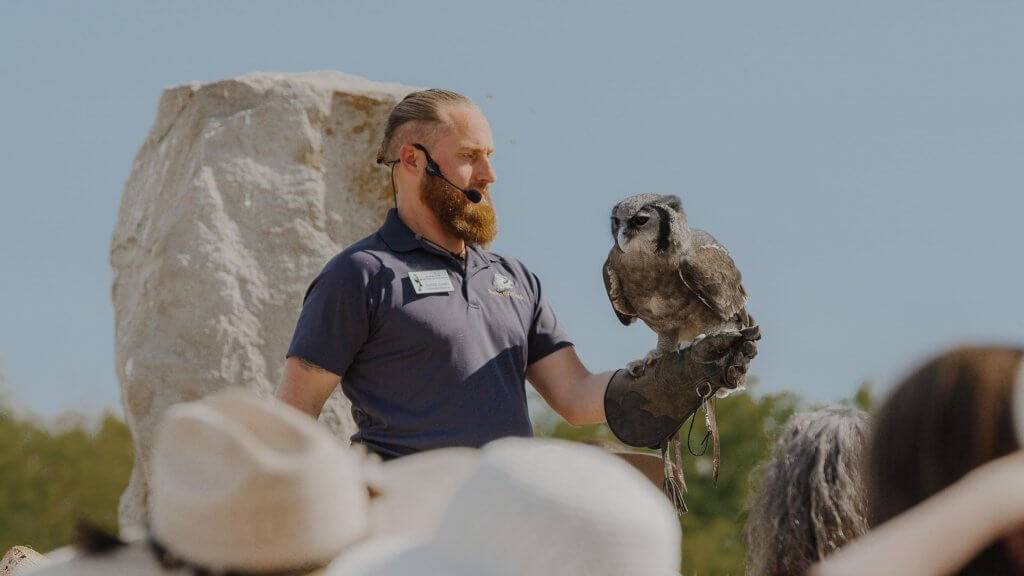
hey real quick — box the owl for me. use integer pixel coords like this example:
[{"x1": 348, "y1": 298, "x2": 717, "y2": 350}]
[{"x1": 603, "y1": 193, "x2": 751, "y2": 377}]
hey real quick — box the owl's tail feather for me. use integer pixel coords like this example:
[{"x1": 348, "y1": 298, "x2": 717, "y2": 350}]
[{"x1": 661, "y1": 438, "x2": 688, "y2": 515}]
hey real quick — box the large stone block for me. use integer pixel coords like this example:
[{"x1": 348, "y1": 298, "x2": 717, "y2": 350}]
[{"x1": 111, "y1": 71, "x2": 414, "y2": 531}]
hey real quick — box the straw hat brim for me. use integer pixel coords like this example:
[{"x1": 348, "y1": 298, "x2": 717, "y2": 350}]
[
  {"x1": 27, "y1": 543, "x2": 329, "y2": 576},
  {"x1": 365, "y1": 447, "x2": 480, "y2": 540},
  {"x1": 328, "y1": 538, "x2": 682, "y2": 576},
  {"x1": 22, "y1": 544, "x2": 169, "y2": 576}
]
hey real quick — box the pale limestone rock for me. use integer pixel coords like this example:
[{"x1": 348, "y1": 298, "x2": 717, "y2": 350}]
[{"x1": 111, "y1": 71, "x2": 414, "y2": 532}]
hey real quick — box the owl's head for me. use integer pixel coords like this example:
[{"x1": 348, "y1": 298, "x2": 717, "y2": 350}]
[{"x1": 610, "y1": 193, "x2": 689, "y2": 254}]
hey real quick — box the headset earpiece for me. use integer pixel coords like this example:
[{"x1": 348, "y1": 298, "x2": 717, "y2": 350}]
[{"x1": 411, "y1": 144, "x2": 441, "y2": 176}]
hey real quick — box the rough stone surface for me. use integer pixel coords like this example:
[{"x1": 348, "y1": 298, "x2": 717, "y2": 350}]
[{"x1": 111, "y1": 71, "x2": 415, "y2": 532}]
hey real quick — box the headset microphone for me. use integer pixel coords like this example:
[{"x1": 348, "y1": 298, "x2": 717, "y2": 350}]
[{"x1": 412, "y1": 144, "x2": 483, "y2": 204}]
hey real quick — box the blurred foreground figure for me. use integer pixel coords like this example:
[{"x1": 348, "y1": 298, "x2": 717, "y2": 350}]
[
  {"x1": 329, "y1": 438, "x2": 684, "y2": 576},
  {"x1": 31, "y1": 389, "x2": 372, "y2": 575},
  {"x1": 744, "y1": 407, "x2": 870, "y2": 576},
  {"x1": 362, "y1": 446, "x2": 481, "y2": 541},
  {"x1": 813, "y1": 346, "x2": 1024, "y2": 576}
]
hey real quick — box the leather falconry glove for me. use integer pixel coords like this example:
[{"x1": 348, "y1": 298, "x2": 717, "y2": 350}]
[{"x1": 604, "y1": 325, "x2": 761, "y2": 513}]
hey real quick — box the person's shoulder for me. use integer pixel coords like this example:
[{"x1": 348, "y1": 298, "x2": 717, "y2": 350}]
[
  {"x1": 321, "y1": 234, "x2": 390, "y2": 279},
  {"x1": 477, "y1": 248, "x2": 544, "y2": 292}
]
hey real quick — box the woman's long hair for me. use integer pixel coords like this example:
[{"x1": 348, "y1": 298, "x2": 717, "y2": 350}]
[
  {"x1": 866, "y1": 346, "x2": 1024, "y2": 575},
  {"x1": 745, "y1": 406, "x2": 870, "y2": 576}
]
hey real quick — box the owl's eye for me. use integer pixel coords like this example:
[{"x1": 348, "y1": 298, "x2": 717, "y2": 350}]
[{"x1": 629, "y1": 215, "x2": 650, "y2": 227}]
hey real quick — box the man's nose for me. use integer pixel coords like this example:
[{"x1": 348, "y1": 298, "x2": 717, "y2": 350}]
[{"x1": 476, "y1": 156, "x2": 496, "y2": 185}]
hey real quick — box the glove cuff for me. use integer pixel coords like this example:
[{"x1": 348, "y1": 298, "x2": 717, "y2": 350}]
[{"x1": 604, "y1": 367, "x2": 707, "y2": 449}]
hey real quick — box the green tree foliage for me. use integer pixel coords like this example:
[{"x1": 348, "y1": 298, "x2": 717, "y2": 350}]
[
  {"x1": 0, "y1": 404, "x2": 133, "y2": 553},
  {"x1": 848, "y1": 380, "x2": 876, "y2": 412},
  {"x1": 542, "y1": 384, "x2": 801, "y2": 576}
]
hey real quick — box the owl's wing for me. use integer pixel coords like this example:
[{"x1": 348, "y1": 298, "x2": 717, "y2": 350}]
[
  {"x1": 603, "y1": 252, "x2": 637, "y2": 326},
  {"x1": 678, "y1": 231, "x2": 748, "y2": 321}
]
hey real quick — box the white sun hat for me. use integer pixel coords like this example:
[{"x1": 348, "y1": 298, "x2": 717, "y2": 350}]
[
  {"x1": 147, "y1": 388, "x2": 370, "y2": 573},
  {"x1": 329, "y1": 437, "x2": 682, "y2": 576},
  {"x1": 364, "y1": 446, "x2": 480, "y2": 540}
]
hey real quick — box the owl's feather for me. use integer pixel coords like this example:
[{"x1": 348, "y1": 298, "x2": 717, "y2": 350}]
[
  {"x1": 677, "y1": 230, "x2": 747, "y2": 323},
  {"x1": 602, "y1": 259, "x2": 637, "y2": 326}
]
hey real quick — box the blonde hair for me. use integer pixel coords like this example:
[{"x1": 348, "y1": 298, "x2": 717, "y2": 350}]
[{"x1": 375, "y1": 89, "x2": 474, "y2": 164}]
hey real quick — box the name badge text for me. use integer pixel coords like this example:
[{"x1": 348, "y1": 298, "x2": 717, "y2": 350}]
[{"x1": 409, "y1": 270, "x2": 455, "y2": 294}]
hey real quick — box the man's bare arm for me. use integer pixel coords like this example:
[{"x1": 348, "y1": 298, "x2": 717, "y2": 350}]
[
  {"x1": 526, "y1": 346, "x2": 613, "y2": 426},
  {"x1": 276, "y1": 356, "x2": 342, "y2": 418}
]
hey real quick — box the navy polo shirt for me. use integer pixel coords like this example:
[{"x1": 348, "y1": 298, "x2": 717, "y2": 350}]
[{"x1": 287, "y1": 209, "x2": 573, "y2": 459}]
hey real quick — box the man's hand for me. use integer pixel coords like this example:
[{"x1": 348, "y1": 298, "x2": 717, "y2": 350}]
[
  {"x1": 604, "y1": 325, "x2": 761, "y2": 448},
  {"x1": 276, "y1": 356, "x2": 341, "y2": 418}
]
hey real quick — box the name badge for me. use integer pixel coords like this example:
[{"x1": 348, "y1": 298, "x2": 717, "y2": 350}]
[{"x1": 409, "y1": 270, "x2": 455, "y2": 294}]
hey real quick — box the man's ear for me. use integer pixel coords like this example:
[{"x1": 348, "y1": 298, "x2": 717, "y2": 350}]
[
  {"x1": 398, "y1": 144, "x2": 419, "y2": 171},
  {"x1": 663, "y1": 194, "x2": 683, "y2": 213}
]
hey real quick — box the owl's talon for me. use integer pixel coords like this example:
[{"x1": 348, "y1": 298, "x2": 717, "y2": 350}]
[
  {"x1": 626, "y1": 359, "x2": 647, "y2": 377},
  {"x1": 678, "y1": 334, "x2": 708, "y2": 352},
  {"x1": 626, "y1": 350, "x2": 665, "y2": 377}
]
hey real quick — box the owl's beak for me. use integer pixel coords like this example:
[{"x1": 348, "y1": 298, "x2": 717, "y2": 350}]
[{"x1": 615, "y1": 228, "x2": 628, "y2": 252}]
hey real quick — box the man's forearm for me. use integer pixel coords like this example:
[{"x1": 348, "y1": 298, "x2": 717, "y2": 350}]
[
  {"x1": 525, "y1": 347, "x2": 615, "y2": 427},
  {"x1": 565, "y1": 370, "x2": 615, "y2": 426}
]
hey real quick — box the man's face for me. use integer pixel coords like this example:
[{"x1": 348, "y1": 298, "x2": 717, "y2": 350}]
[{"x1": 418, "y1": 105, "x2": 498, "y2": 245}]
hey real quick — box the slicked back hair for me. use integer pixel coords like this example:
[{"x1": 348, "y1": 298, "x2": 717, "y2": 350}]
[
  {"x1": 376, "y1": 89, "x2": 474, "y2": 165},
  {"x1": 745, "y1": 406, "x2": 870, "y2": 576}
]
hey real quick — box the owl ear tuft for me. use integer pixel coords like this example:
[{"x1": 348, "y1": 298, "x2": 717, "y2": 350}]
[{"x1": 662, "y1": 195, "x2": 683, "y2": 213}]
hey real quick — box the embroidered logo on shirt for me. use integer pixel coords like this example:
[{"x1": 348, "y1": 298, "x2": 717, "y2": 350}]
[{"x1": 489, "y1": 272, "x2": 523, "y2": 299}]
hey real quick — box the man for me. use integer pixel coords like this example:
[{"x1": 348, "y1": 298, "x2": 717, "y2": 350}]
[{"x1": 277, "y1": 89, "x2": 758, "y2": 460}]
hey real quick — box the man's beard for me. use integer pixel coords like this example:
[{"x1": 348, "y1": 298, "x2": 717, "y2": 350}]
[{"x1": 420, "y1": 175, "x2": 498, "y2": 246}]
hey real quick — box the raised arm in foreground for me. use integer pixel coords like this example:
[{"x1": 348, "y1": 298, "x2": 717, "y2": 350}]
[{"x1": 812, "y1": 452, "x2": 1024, "y2": 576}]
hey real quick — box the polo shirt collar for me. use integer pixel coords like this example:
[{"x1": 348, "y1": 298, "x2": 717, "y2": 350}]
[
  {"x1": 467, "y1": 244, "x2": 495, "y2": 274},
  {"x1": 377, "y1": 209, "x2": 420, "y2": 253}
]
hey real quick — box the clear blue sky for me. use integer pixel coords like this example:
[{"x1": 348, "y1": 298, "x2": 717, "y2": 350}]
[{"x1": 1, "y1": 1, "x2": 1022, "y2": 417}]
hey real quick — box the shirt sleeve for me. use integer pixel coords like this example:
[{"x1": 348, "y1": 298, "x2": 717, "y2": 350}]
[
  {"x1": 286, "y1": 252, "x2": 378, "y2": 378},
  {"x1": 523, "y1": 266, "x2": 574, "y2": 366}
]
